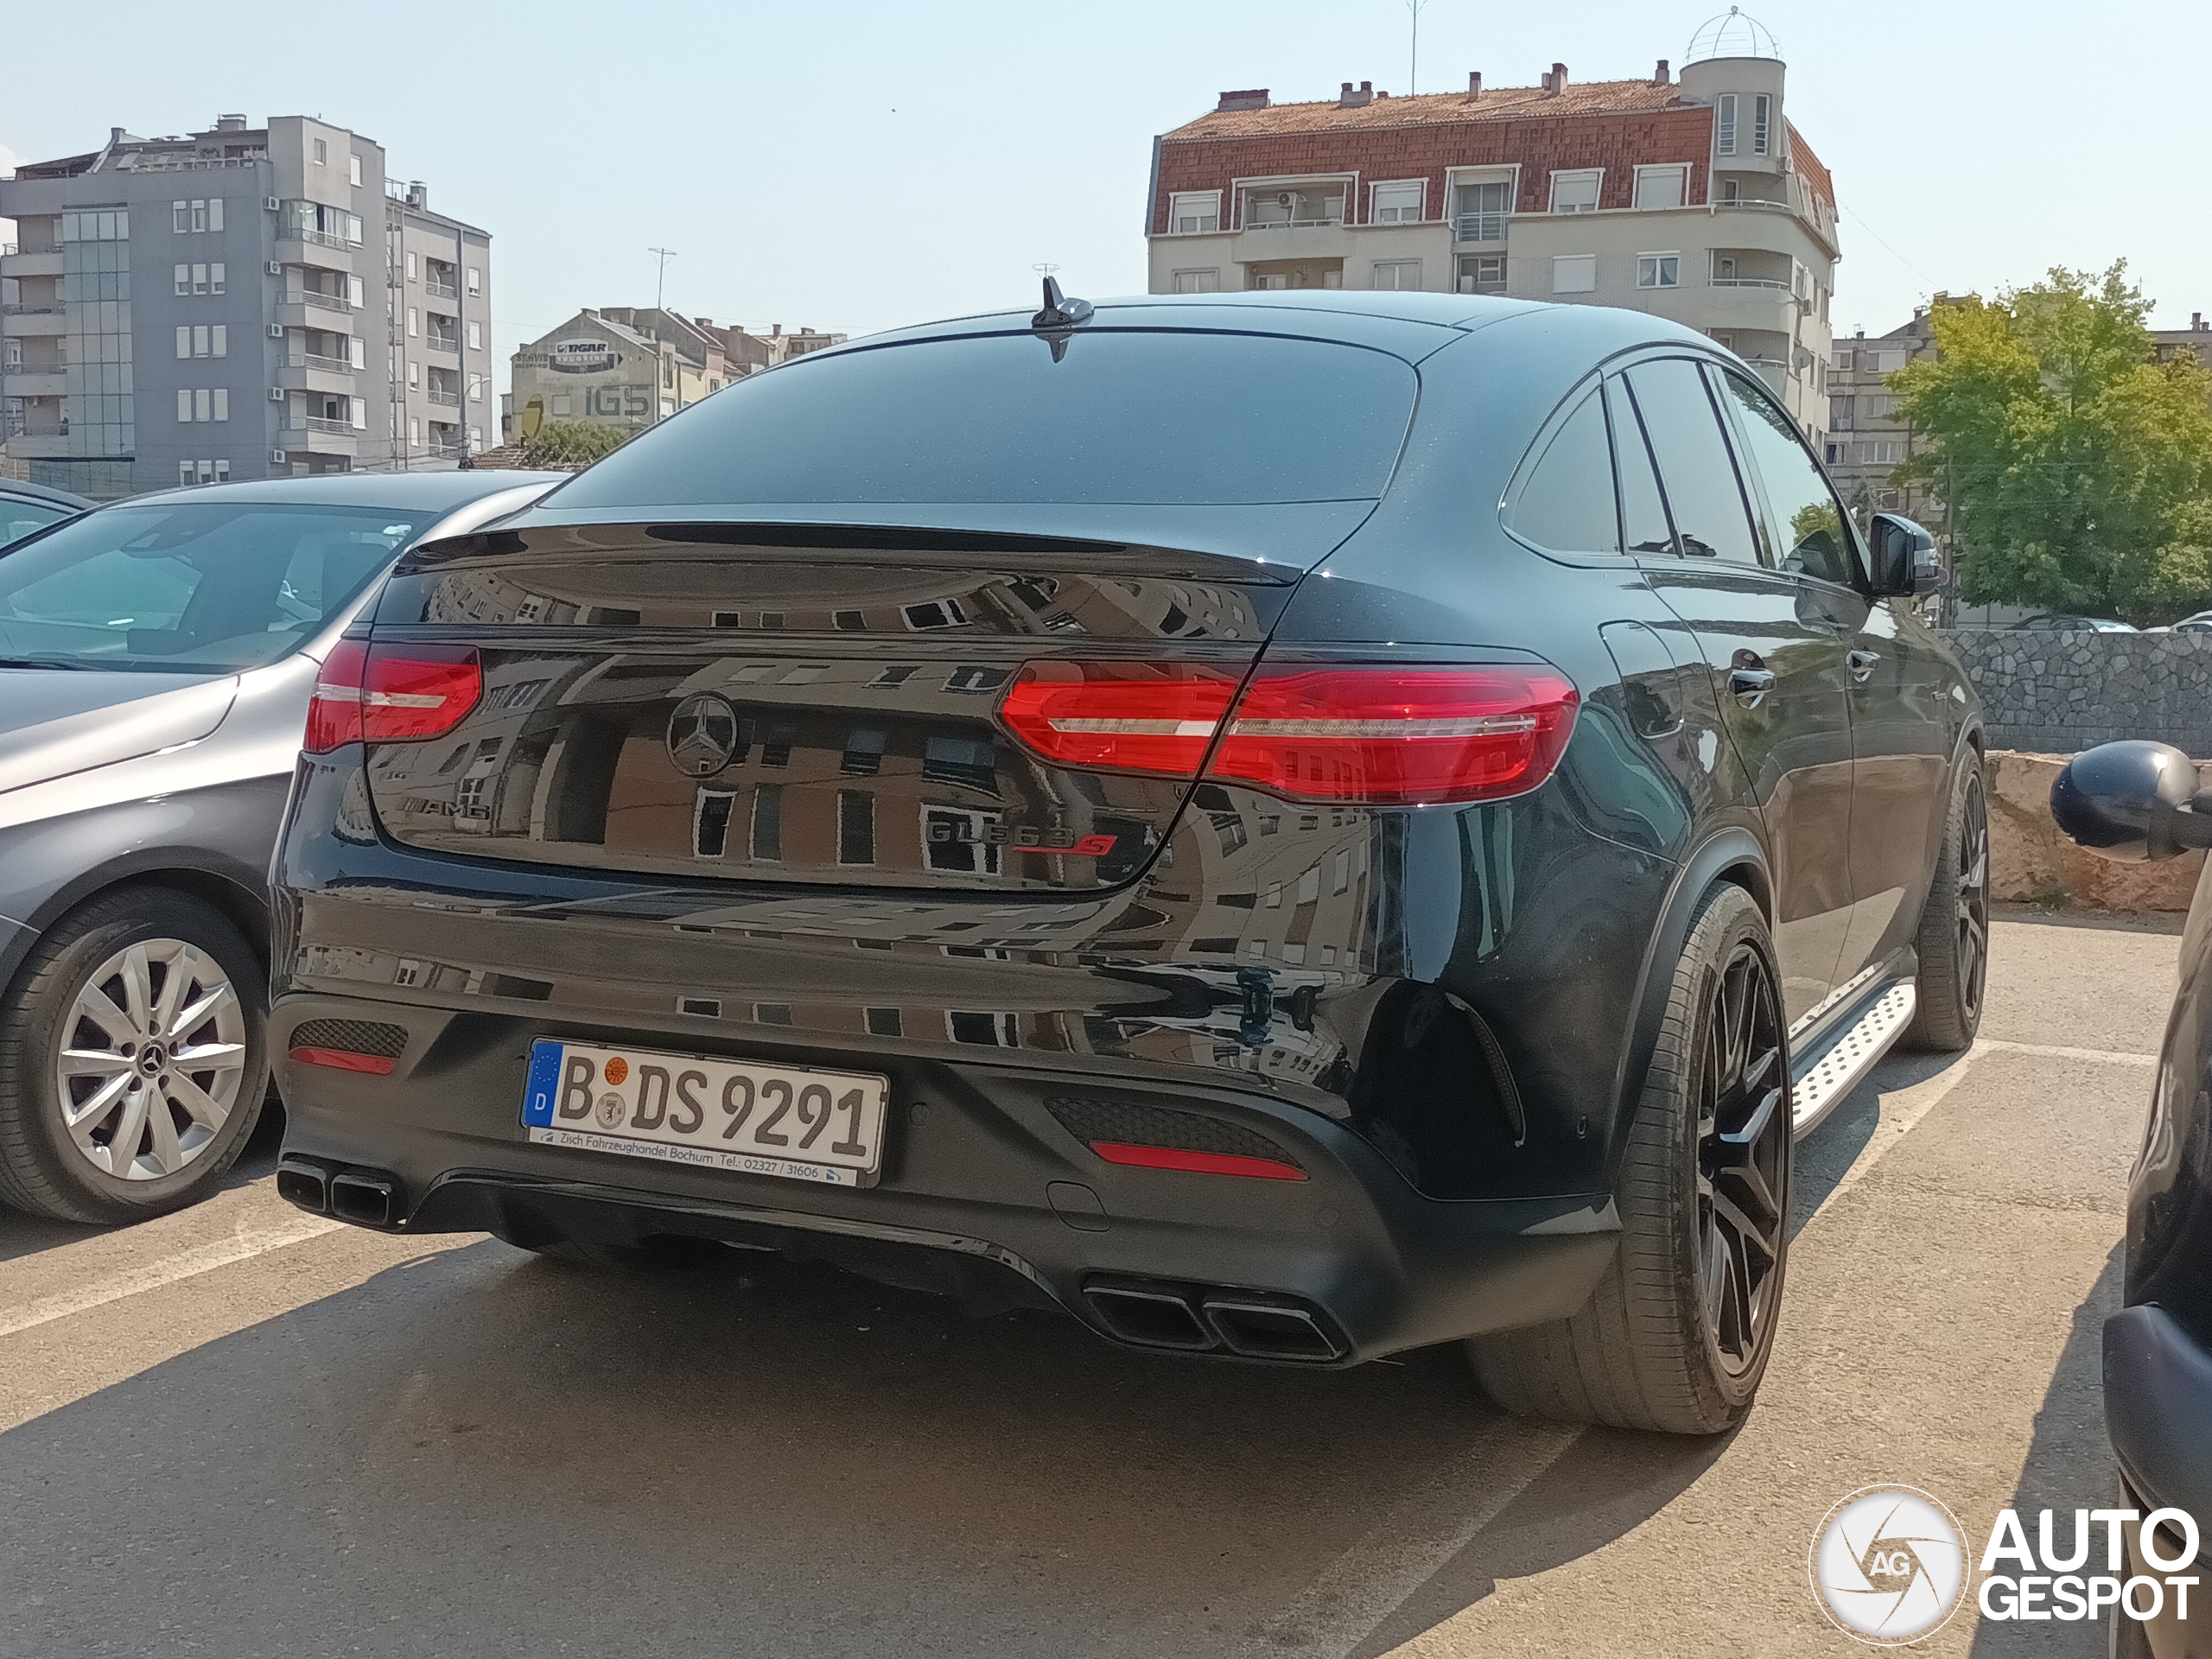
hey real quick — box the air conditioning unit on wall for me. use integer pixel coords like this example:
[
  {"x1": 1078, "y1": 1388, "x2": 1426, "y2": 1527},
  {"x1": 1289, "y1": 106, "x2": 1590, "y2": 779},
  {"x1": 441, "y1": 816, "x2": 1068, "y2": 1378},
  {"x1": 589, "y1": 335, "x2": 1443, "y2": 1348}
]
[
  {"x1": 267, "y1": 324, "x2": 283, "y2": 338},
  {"x1": 264, "y1": 196, "x2": 281, "y2": 212},
  {"x1": 267, "y1": 387, "x2": 284, "y2": 402},
  {"x1": 266, "y1": 261, "x2": 282, "y2": 276},
  {"x1": 270, "y1": 449, "x2": 288, "y2": 463}
]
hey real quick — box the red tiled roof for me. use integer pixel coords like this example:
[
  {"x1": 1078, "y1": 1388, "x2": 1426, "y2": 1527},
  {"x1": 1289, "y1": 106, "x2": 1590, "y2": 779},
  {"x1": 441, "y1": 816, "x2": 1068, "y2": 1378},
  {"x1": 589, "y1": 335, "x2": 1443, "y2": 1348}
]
[
  {"x1": 1788, "y1": 123, "x2": 1834, "y2": 209},
  {"x1": 1163, "y1": 78, "x2": 1687, "y2": 142}
]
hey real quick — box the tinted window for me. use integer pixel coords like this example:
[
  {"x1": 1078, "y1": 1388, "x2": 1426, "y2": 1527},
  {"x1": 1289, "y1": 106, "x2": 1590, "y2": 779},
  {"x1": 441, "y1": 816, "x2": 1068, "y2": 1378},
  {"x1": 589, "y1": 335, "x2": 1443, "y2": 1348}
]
[
  {"x1": 1623, "y1": 359, "x2": 1761, "y2": 565},
  {"x1": 1717, "y1": 369, "x2": 1859, "y2": 587},
  {"x1": 0, "y1": 501, "x2": 71, "y2": 550},
  {"x1": 550, "y1": 332, "x2": 1418, "y2": 509},
  {"x1": 1508, "y1": 389, "x2": 1618, "y2": 554},
  {"x1": 1606, "y1": 379, "x2": 1677, "y2": 556},
  {"x1": 0, "y1": 504, "x2": 433, "y2": 671}
]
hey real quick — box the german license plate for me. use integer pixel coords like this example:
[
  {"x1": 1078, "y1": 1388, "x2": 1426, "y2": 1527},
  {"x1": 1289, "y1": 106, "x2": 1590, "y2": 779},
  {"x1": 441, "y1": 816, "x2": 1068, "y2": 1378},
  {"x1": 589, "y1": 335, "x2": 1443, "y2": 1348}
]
[{"x1": 521, "y1": 1039, "x2": 889, "y2": 1186}]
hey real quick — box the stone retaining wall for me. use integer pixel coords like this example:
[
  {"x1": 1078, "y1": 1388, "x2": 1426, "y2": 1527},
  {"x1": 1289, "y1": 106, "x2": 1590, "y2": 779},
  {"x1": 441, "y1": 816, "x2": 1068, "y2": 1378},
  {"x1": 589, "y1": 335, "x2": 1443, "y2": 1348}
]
[{"x1": 1943, "y1": 629, "x2": 2212, "y2": 755}]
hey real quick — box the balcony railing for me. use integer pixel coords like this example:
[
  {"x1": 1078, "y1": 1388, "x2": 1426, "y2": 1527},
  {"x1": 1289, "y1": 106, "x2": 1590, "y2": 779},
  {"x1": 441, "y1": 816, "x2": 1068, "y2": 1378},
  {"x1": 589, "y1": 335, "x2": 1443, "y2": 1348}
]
[
  {"x1": 297, "y1": 289, "x2": 354, "y2": 314},
  {"x1": 289, "y1": 352, "x2": 358, "y2": 375},
  {"x1": 2, "y1": 303, "x2": 65, "y2": 316},
  {"x1": 283, "y1": 416, "x2": 358, "y2": 436},
  {"x1": 1713, "y1": 197, "x2": 1791, "y2": 213},
  {"x1": 1708, "y1": 276, "x2": 1794, "y2": 290},
  {"x1": 1243, "y1": 215, "x2": 1344, "y2": 231},
  {"x1": 1453, "y1": 212, "x2": 1507, "y2": 244},
  {"x1": 8, "y1": 422, "x2": 69, "y2": 438},
  {"x1": 288, "y1": 226, "x2": 353, "y2": 250},
  {"x1": 426, "y1": 441, "x2": 467, "y2": 458},
  {"x1": 426, "y1": 388, "x2": 460, "y2": 407},
  {"x1": 423, "y1": 334, "x2": 462, "y2": 354},
  {"x1": 423, "y1": 280, "x2": 458, "y2": 300}
]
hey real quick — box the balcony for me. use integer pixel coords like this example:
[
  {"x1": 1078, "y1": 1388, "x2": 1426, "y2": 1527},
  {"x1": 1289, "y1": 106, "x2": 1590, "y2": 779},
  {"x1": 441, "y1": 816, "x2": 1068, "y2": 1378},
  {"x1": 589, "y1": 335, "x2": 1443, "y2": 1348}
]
[
  {"x1": 1453, "y1": 212, "x2": 1507, "y2": 245},
  {"x1": 425, "y1": 388, "x2": 460, "y2": 407},
  {"x1": 291, "y1": 352, "x2": 358, "y2": 375},
  {"x1": 422, "y1": 334, "x2": 462, "y2": 356},
  {"x1": 299, "y1": 289, "x2": 355, "y2": 315},
  {"x1": 1, "y1": 306, "x2": 67, "y2": 338},
  {"x1": 274, "y1": 237, "x2": 353, "y2": 273},
  {"x1": 2, "y1": 367, "x2": 67, "y2": 398},
  {"x1": 278, "y1": 420, "x2": 360, "y2": 457},
  {"x1": 0, "y1": 248, "x2": 64, "y2": 279},
  {"x1": 423, "y1": 279, "x2": 458, "y2": 301}
]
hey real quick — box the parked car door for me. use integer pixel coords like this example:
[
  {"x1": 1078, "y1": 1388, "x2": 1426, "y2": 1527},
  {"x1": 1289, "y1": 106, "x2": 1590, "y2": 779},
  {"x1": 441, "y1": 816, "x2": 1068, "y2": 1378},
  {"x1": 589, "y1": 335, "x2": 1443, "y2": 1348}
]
[
  {"x1": 1713, "y1": 367, "x2": 1955, "y2": 989},
  {"x1": 1613, "y1": 356, "x2": 1858, "y2": 1025}
]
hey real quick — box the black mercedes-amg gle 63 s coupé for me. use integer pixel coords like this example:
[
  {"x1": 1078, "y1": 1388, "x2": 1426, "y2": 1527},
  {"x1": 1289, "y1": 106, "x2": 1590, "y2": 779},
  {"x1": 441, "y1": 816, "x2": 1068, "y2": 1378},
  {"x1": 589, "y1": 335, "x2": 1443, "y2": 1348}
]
[{"x1": 269, "y1": 289, "x2": 1984, "y2": 1433}]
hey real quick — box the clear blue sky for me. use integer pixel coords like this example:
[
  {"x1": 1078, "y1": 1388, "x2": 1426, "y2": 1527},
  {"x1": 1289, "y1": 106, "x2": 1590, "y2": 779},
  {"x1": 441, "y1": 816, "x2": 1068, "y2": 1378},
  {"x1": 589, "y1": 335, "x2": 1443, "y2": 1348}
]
[{"x1": 5, "y1": 0, "x2": 2208, "y2": 398}]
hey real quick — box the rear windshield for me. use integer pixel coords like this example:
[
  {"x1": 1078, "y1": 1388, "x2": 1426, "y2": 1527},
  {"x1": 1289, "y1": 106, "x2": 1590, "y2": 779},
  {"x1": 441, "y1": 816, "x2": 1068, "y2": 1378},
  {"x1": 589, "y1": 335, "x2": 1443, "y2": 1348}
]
[{"x1": 548, "y1": 330, "x2": 1418, "y2": 509}]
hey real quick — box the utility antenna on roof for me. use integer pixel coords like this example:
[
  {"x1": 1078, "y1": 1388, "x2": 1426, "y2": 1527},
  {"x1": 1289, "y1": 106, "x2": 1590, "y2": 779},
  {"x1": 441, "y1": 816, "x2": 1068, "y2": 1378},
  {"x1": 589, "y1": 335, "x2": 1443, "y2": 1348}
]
[{"x1": 1406, "y1": 0, "x2": 1428, "y2": 94}]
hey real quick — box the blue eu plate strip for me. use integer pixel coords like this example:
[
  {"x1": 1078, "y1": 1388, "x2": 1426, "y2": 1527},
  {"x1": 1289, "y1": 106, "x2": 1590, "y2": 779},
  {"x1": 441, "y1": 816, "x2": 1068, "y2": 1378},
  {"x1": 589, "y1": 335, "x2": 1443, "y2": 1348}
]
[{"x1": 522, "y1": 1039, "x2": 564, "y2": 1127}]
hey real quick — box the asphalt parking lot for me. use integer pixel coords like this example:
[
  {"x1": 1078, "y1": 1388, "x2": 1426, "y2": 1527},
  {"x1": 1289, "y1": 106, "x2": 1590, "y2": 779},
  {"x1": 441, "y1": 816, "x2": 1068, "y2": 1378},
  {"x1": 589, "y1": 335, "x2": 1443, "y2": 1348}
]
[{"x1": 0, "y1": 906, "x2": 2171, "y2": 1658}]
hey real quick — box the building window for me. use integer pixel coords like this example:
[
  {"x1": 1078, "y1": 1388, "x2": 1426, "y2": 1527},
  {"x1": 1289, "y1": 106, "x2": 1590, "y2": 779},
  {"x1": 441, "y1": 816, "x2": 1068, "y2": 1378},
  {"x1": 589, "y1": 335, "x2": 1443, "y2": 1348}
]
[
  {"x1": 466, "y1": 266, "x2": 481, "y2": 295},
  {"x1": 1166, "y1": 190, "x2": 1221, "y2": 234},
  {"x1": 1457, "y1": 253, "x2": 1505, "y2": 294},
  {"x1": 467, "y1": 321, "x2": 481, "y2": 350},
  {"x1": 191, "y1": 264, "x2": 208, "y2": 296},
  {"x1": 1823, "y1": 441, "x2": 1845, "y2": 466},
  {"x1": 1453, "y1": 179, "x2": 1511, "y2": 243},
  {"x1": 175, "y1": 326, "x2": 192, "y2": 360},
  {"x1": 1370, "y1": 260, "x2": 1421, "y2": 291},
  {"x1": 1636, "y1": 253, "x2": 1681, "y2": 289},
  {"x1": 1716, "y1": 93, "x2": 1737, "y2": 155},
  {"x1": 409, "y1": 416, "x2": 421, "y2": 445},
  {"x1": 407, "y1": 308, "x2": 418, "y2": 337},
  {"x1": 175, "y1": 264, "x2": 189, "y2": 296},
  {"x1": 1171, "y1": 268, "x2": 1219, "y2": 293},
  {"x1": 179, "y1": 461, "x2": 194, "y2": 486},
  {"x1": 1370, "y1": 180, "x2": 1423, "y2": 223},
  {"x1": 209, "y1": 263, "x2": 224, "y2": 295},
  {"x1": 406, "y1": 251, "x2": 418, "y2": 281},
  {"x1": 1753, "y1": 93, "x2": 1771, "y2": 156},
  {"x1": 1548, "y1": 170, "x2": 1601, "y2": 213},
  {"x1": 468, "y1": 372, "x2": 485, "y2": 402},
  {"x1": 214, "y1": 460, "x2": 228, "y2": 482},
  {"x1": 1830, "y1": 347, "x2": 1854, "y2": 372},
  {"x1": 836, "y1": 791, "x2": 876, "y2": 866},
  {"x1": 313, "y1": 137, "x2": 327, "y2": 165},
  {"x1": 349, "y1": 153, "x2": 363, "y2": 187},
  {"x1": 1633, "y1": 166, "x2": 1687, "y2": 210},
  {"x1": 194, "y1": 324, "x2": 210, "y2": 356},
  {"x1": 1551, "y1": 254, "x2": 1597, "y2": 294},
  {"x1": 172, "y1": 201, "x2": 188, "y2": 234},
  {"x1": 1859, "y1": 440, "x2": 1905, "y2": 465},
  {"x1": 408, "y1": 361, "x2": 421, "y2": 389}
]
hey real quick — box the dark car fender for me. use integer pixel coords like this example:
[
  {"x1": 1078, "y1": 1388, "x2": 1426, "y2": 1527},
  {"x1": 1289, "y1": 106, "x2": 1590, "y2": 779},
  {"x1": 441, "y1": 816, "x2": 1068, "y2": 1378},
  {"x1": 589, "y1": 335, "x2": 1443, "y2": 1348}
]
[{"x1": 1604, "y1": 827, "x2": 1774, "y2": 1164}]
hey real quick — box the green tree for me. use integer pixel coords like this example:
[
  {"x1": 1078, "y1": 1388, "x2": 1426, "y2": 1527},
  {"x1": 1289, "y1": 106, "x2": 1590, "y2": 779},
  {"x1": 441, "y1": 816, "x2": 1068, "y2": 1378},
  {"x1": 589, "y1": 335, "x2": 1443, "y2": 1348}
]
[
  {"x1": 517, "y1": 421, "x2": 632, "y2": 470},
  {"x1": 1891, "y1": 264, "x2": 2212, "y2": 625}
]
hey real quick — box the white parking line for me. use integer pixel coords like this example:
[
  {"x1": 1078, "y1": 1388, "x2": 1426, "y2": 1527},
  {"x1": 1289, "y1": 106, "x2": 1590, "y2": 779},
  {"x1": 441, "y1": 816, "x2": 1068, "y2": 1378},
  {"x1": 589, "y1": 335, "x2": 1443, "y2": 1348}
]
[
  {"x1": 0, "y1": 1213, "x2": 342, "y2": 1341},
  {"x1": 1981, "y1": 1038, "x2": 2159, "y2": 1067},
  {"x1": 1241, "y1": 1421, "x2": 1582, "y2": 1658}
]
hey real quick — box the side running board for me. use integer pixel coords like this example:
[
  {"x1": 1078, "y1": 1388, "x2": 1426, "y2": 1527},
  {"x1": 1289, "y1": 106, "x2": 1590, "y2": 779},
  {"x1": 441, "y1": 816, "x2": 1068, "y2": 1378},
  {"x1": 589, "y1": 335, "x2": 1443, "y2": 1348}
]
[{"x1": 1789, "y1": 978, "x2": 1916, "y2": 1139}]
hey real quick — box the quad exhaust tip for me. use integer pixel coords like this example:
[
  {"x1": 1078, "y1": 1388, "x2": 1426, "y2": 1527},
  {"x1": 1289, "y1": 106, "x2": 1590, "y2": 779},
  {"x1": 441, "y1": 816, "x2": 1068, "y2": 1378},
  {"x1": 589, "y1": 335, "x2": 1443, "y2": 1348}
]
[
  {"x1": 1083, "y1": 1278, "x2": 1344, "y2": 1363},
  {"x1": 277, "y1": 1156, "x2": 401, "y2": 1230}
]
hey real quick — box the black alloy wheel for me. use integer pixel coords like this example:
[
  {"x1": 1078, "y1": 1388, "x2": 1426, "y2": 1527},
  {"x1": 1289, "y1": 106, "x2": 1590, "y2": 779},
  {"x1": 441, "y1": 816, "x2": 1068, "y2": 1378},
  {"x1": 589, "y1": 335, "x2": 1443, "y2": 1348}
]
[
  {"x1": 1952, "y1": 773, "x2": 1990, "y2": 1027},
  {"x1": 1695, "y1": 938, "x2": 1789, "y2": 1377},
  {"x1": 1904, "y1": 760, "x2": 1989, "y2": 1052}
]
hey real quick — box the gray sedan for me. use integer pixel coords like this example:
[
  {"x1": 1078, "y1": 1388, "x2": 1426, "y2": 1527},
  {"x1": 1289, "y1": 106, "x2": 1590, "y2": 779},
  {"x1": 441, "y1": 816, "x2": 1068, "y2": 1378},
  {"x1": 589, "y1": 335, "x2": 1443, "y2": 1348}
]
[{"x1": 0, "y1": 470, "x2": 559, "y2": 1224}]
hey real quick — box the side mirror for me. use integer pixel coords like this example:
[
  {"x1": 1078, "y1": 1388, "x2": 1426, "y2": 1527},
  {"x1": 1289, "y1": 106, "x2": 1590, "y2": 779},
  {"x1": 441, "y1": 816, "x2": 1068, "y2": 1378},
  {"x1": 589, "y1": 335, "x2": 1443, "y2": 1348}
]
[
  {"x1": 1867, "y1": 512, "x2": 1941, "y2": 597},
  {"x1": 2051, "y1": 741, "x2": 2212, "y2": 862}
]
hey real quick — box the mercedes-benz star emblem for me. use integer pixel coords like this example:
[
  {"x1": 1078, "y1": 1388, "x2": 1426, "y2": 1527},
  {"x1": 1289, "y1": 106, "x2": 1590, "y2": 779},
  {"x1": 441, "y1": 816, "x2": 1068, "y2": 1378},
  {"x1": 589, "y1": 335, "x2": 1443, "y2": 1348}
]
[{"x1": 666, "y1": 693, "x2": 740, "y2": 778}]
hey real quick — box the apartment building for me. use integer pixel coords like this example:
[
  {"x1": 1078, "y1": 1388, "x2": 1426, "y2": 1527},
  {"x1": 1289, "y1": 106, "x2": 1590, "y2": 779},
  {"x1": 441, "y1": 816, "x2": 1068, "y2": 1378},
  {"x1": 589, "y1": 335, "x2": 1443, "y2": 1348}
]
[
  {"x1": 1145, "y1": 12, "x2": 1838, "y2": 436},
  {"x1": 385, "y1": 181, "x2": 493, "y2": 467},
  {"x1": 0, "y1": 114, "x2": 487, "y2": 497},
  {"x1": 2155, "y1": 311, "x2": 2211, "y2": 372},
  {"x1": 1822, "y1": 308, "x2": 1942, "y2": 524}
]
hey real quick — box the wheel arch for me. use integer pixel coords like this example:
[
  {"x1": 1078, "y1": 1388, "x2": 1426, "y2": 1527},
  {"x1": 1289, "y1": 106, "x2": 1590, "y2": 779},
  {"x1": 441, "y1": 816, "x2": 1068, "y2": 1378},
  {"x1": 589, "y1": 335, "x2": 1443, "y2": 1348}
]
[
  {"x1": 1603, "y1": 826, "x2": 1773, "y2": 1179},
  {"x1": 0, "y1": 854, "x2": 272, "y2": 999}
]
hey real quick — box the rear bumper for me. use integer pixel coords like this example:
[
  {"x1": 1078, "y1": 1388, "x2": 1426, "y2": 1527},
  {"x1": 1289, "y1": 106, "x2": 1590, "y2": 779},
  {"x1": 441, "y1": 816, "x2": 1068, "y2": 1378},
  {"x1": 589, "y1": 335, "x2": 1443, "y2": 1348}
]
[
  {"x1": 270, "y1": 991, "x2": 1619, "y2": 1366},
  {"x1": 2106, "y1": 1305, "x2": 2212, "y2": 1547}
]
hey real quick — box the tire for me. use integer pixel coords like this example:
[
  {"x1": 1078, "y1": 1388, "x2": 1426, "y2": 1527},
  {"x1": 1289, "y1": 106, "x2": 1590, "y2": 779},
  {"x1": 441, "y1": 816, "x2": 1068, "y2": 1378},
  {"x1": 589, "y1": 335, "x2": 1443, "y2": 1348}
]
[
  {"x1": 1902, "y1": 756, "x2": 1988, "y2": 1052},
  {"x1": 1468, "y1": 883, "x2": 1793, "y2": 1434},
  {"x1": 0, "y1": 888, "x2": 269, "y2": 1224}
]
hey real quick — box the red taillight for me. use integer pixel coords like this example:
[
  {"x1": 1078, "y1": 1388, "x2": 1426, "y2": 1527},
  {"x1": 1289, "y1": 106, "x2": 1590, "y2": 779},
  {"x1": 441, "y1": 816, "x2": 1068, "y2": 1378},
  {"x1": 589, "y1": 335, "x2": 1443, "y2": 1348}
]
[
  {"x1": 997, "y1": 662, "x2": 1240, "y2": 779},
  {"x1": 997, "y1": 661, "x2": 1578, "y2": 806},
  {"x1": 1210, "y1": 666, "x2": 1580, "y2": 805},
  {"x1": 305, "y1": 641, "x2": 481, "y2": 755}
]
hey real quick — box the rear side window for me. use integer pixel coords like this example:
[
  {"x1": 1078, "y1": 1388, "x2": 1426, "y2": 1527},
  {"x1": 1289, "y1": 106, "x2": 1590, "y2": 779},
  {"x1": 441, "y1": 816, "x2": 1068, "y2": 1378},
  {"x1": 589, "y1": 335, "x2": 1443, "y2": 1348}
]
[
  {"x1": 1621, "y1": 359, "x2": 1762, "y2": 565},
  {"x1": 1507, "y1": 388, "x2": 1619, "y2": 555},
  {"x1": 549, "y1": 331, "x2": 1419, "y2": 509},
  {"x1": 1716, "y1": 369, "x2": 1859, "y2": 588}
]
